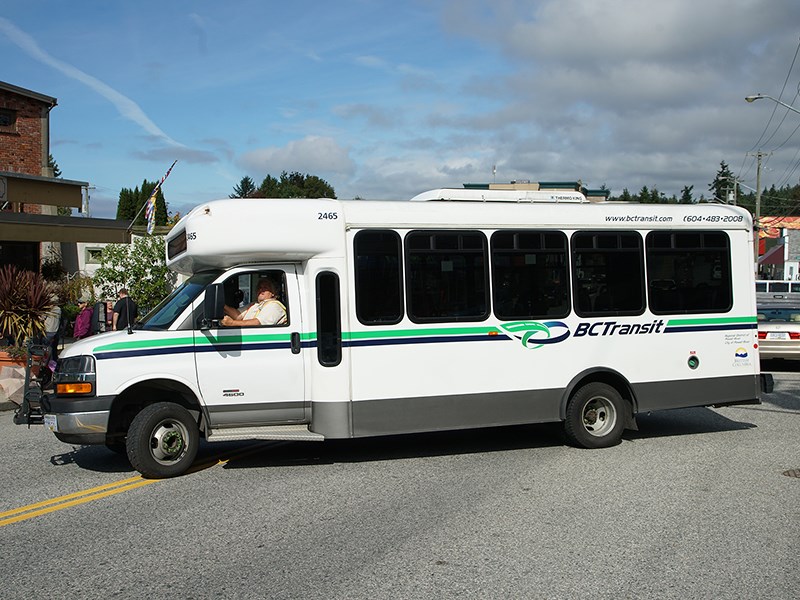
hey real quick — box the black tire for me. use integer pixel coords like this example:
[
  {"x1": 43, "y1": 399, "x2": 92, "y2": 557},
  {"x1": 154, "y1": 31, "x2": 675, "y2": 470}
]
[
  {"x1": 126, "y1": 402, "x2": 199, "y2": 478},
  {"x1": 564, "y1": 382, "x2": 626, "y2": 449}
]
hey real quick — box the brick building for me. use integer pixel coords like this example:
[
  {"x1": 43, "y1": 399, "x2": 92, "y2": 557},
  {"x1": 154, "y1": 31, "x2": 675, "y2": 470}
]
[{"x1": 0, "y1": 80, "x2": 130, "y2": 272}]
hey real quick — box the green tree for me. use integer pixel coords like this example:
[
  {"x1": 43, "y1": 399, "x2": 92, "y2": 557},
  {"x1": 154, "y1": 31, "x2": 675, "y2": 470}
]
[
  {"x1": 116, "y1": 187, "x2": 136, "y2": 220},
  {"x1": 230, "y1": 176, "x2": 257, "y2": 198},
  {"x1": 238, "y1": 171, "x2": 337, "y2": 199},
  {"x1": 258, "y1": 174, "x2": 280, "y2": 197},
  {"x1": 649, "y1": 187, "x2": 663, "y2": 203},
  {"x1": 709, "y1": 161, "x2": 735, "y2": 202},
  {"x1": 93, "y1": 236, "x2": 177, "y2": 314},
  {"x1": 680, "y1": 185, "x2": 694, "y2": 204}
]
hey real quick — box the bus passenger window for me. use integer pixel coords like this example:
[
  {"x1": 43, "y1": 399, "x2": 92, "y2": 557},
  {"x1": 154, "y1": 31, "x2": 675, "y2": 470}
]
[
  {"x1": 491, "y1": 230, "x2": 569, "y2": 320},
  {"x1": 406, "y1": 231, "x2": 489, "y2": 323},
  {"x1": 646, "y1": 231, "x2": 732, "y2": 314},
  {"x1": 572, "y1": 232, "x2": 645, "y2": 317},
  {"x1": 354, "y1": 230, "x2": 403, "y2": 325}
]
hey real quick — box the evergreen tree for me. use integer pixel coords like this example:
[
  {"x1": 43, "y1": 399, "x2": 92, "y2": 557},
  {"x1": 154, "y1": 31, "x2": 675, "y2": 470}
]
[
  {"x1": 48, "y1": 154, "x2": 62, "y2": 178},
  {"x1": 680, "y1": 185, "x2": 694, "y2": 204},
  {"x1": 650, "y1": 187, "x2": 663, "y2": 203},
  {"x1": 230, "y1": 176, "x2": 257, "y2": 198},
  {"x1": 709, "y1": 161, "x2": 735, "y2": 202},
  {"x1": 258, "y1": 174, "x2": 280, "y2": 197},
  {"x1": 116, "y1": 187, "x2": 135, "y2": 220}
]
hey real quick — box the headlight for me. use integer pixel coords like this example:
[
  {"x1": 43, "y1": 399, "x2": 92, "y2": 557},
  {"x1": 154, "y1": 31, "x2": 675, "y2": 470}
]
[
  {"x1": 57, "y1": 355, "x2": 96, "y2": 375},
  {"x1": 54, "y1": 355, "x2": 96, "y2": 397}
]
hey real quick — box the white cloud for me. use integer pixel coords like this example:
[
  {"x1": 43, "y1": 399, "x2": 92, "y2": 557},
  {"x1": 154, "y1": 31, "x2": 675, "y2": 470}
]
[{"x1": 238, "y1": 136, "x2": 356, "y2": 178}]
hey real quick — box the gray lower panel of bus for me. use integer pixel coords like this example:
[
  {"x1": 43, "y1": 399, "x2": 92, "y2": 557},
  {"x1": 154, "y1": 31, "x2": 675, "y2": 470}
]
[
  {"x1": 632, "y1": 374, "x2": 760, "y2": 412},
  {"x1": 344, "y1": 388, "x2": 564, "y2": 438},
  {"x1": 313, "y1": 373, "x2": 760, "y2": 439}
]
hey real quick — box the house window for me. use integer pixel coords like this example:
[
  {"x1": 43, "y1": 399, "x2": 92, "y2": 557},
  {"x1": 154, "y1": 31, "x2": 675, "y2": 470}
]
[
  {"x1": 86, "y1": 247, "x2": 104, "y2": 264},
  {"x1": 0, "y1": 108, "x2": 17, "y2": 133}
]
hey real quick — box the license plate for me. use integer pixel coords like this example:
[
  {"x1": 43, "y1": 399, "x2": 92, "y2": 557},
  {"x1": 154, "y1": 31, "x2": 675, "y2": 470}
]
[
  {"x1": 767, "y1": 332, "x2": 789, "y2": 340},
  {"x1": 43, "y1": 414, "x2": 57, "y2": 432}
]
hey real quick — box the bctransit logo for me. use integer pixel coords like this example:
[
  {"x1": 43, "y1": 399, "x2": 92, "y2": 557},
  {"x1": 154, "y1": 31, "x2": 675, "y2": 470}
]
[{"x1": 499, "y1": 321, "x2": 571, "y2": 349}]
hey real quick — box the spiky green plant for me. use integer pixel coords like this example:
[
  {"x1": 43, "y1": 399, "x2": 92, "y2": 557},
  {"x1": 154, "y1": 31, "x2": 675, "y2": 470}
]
[{"x1": 0, "y1": 265, "x2": 55, "y2": 348}]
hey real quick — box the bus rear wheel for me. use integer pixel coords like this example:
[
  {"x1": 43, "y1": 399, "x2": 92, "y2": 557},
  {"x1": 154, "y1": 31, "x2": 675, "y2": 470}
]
[
  {"x1": 126, "y1": 402, "x2": 199, "y2": 478},
  {"x1": 564, "y1": 382, "x2": 625, "y2": 449}
]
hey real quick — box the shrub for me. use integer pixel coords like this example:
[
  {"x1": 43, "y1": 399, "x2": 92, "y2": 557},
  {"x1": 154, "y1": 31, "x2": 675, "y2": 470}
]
[{"x1": 0, "y1": 265, "x2": 55, "y2": 348}]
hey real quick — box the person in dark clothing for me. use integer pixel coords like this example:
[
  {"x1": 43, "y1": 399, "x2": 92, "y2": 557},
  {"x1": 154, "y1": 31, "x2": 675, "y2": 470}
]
[{"x1": 112, "y1": 288, "x2": 138, "y2": 331}]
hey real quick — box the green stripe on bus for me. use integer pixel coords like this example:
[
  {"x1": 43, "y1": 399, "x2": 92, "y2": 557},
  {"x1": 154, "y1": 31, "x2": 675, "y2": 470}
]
[
  {"x1": 666, "y1": 316, "x2": 757, "y2": 326},
  {"x1": 344, "y1": 326, "x2": 500, "y2": 340}
]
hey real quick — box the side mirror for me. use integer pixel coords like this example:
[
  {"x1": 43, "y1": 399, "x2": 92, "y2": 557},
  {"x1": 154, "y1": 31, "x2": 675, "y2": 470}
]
[
  {"x1": 91, "y1": 302, "x2": 107, "y2": 334},
  {"x1": 201, "y1": 284, "x2": 226, "y2": 330}
]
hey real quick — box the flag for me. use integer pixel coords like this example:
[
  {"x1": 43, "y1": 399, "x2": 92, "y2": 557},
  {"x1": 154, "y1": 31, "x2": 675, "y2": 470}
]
[
  {"x1": 145, "y1": 160, "x2": 178, "y2": 235},
  {"x1": 145, "y1": 189, "x2": 157, "y2": 235}
]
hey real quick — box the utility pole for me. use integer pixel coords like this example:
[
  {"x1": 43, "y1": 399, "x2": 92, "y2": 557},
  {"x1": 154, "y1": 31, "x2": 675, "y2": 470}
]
[{"x1": 751, "y1": 151, "x2": 765, "y2": 274}]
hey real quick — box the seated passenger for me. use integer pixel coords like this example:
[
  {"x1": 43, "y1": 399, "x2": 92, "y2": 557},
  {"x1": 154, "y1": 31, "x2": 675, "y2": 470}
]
[{"x1": 221, "y1": 278, "x2": 287, "y2": 327}]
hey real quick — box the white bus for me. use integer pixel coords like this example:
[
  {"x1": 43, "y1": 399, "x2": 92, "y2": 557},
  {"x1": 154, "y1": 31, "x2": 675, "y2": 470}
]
[{"x1": 37, "y1": 188, "x2": 772, "y2": 477}]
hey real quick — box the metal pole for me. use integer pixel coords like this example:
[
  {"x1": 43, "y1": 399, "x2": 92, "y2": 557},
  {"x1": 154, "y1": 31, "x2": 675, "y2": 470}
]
[{"x1": 754, "y1": 151, "x2": 762, "y2": 275}]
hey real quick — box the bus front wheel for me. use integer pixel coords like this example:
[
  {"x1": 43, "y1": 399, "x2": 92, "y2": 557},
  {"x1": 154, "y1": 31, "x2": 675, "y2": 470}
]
[
  {"x1": 126, "y1": 402, "x2": 199, "y2": 478},
  {"x1": 564, "y1": 382, "x2": 625, "y2": 449}
]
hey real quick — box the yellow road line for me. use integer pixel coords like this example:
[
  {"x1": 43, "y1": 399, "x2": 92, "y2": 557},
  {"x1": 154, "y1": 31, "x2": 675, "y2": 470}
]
[
  {"x1": 0, "y1": 478, "x2": 158, "y2": 526},
  {"x1": 0, "y1": 441, "x2": 274, "y2": 527}
]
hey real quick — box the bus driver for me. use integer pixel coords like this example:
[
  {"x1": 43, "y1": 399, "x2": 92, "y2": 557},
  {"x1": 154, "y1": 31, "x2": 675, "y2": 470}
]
[{"x1": 221, "y1": 277, "x2": 287, "y2": 327}]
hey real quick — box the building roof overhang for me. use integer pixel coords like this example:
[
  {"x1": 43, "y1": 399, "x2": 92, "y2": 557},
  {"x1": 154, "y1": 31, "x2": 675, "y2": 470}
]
[
  {"x1": 0, "y1": 211, "x2": 131, "y2": 244},
  {"x1": 1, "y1": 171, "x2": 86, "y2": 209}
]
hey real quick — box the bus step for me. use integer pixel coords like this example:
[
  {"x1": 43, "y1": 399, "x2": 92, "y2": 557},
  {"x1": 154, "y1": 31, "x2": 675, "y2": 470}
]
[{"x1": 206, "y1": 424, "x2": 324, "y2": 442}]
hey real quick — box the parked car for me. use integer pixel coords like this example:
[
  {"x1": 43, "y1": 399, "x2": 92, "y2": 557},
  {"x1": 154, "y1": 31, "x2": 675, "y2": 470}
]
[{"x1": 757, "y1": 305, "x2": 800, "y2": 360}]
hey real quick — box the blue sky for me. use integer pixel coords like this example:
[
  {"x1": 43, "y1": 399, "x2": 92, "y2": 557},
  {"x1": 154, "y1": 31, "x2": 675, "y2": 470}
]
[{"x1": 2, "y1": 0, "x2": 800, "y2": 219}]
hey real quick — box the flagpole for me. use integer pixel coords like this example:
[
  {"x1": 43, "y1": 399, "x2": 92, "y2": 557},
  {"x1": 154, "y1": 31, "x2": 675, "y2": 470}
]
[{"x1": 127, "y1": 160, "x2": 178, "y2": 233}]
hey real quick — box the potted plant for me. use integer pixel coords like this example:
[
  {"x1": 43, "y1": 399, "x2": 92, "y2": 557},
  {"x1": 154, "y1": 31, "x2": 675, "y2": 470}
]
[{"x1": 0, "y1": 265, "x2": 55, "y2": 365}]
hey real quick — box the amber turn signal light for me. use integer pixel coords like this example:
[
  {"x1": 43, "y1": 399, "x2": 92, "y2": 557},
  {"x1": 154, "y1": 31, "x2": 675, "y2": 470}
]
[{"x1": 56, "y1": 382, "x2": 93, "y2": 395}]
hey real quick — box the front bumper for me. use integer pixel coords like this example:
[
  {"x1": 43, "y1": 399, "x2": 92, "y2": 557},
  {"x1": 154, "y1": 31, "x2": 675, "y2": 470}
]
[{"x1": 45, "y1": 395, "x2": 115, "y2": 445}]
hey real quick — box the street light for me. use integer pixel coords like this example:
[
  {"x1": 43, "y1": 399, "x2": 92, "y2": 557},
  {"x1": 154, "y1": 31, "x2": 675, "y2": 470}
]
[
  {"x1": 742, "y1": 93, "x2": 800, "y2": 274},
  {"x1": 745, "y1": 93, "x2": 800, "y2": 115}
]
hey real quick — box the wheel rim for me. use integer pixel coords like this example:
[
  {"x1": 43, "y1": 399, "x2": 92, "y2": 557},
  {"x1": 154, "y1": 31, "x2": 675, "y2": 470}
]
[
  {"x1": 148, "y1": 420, "x2": 189, "y2": 465},
  {"x1": 581, "y1": 396, "x2": 617, "y2": 437}
]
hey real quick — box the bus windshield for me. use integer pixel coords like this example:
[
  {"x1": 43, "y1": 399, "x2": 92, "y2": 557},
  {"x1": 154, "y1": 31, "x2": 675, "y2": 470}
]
[{"x1": 137, "y1": 271, "x2": 221, "y2": 330}]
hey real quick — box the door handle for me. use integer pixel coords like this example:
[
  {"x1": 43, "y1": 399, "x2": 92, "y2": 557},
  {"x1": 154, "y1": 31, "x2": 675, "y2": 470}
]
[{"x1": 291, "y1": 332, "x2": 301, "y2": 354}]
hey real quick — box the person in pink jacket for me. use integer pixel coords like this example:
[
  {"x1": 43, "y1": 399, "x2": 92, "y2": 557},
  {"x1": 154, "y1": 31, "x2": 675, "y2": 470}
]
[{"x1": 72, "y1": 297, "x2": 93, "y2": 339}]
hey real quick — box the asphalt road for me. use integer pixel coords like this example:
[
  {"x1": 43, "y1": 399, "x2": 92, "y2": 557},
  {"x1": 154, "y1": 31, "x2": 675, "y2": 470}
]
[{"x1": 1, "y1": 367, "x2": 798, "y2": 600}]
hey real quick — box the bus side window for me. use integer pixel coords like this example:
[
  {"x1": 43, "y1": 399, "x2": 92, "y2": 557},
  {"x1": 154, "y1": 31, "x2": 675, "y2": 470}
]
[
  {"x1": 645, "y1": 231, "x2": 732, "y2": 314},
  {"x1": 316, "y1": 271, "x2": 341, "y2": 366},
  {"x1": 572, "y1": 231, "x2": 645, "y2": 317},
  {"x1": 406, "y1": 230, "x2": 489, "y2": 323},
  {"x1": 491, "y1": 230, "x2": 569, "y2": 320},
  {"x1": 354, "y1": 230, "x2": 404, "y2": 325}
]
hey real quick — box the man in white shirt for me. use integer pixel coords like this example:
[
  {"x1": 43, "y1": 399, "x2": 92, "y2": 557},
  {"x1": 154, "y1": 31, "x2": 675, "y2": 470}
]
[{"x1": 221, "y1": 278, "x2": 287, "y2": 327}]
